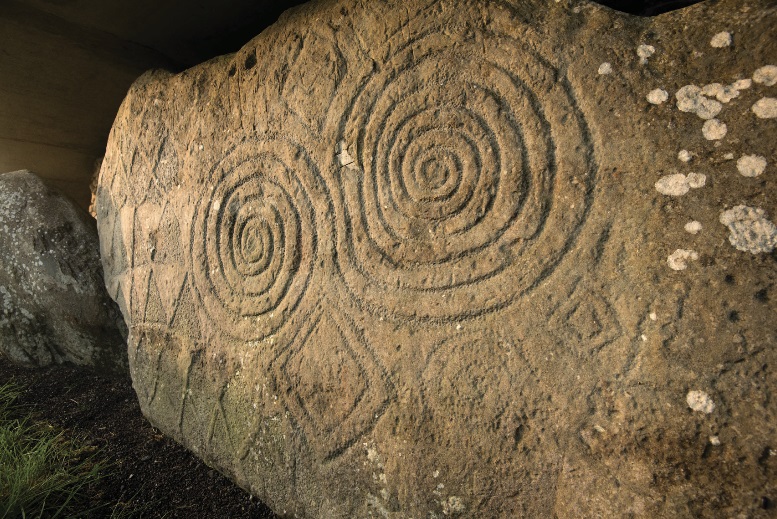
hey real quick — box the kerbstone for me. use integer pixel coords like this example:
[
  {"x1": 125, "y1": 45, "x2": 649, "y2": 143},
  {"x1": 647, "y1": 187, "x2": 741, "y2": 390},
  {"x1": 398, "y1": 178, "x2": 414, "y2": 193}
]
[
  {"x1": 0, "y1": 170, "x2": 127, "y2": 374},
  {"x1": 96, "y1": 0, "x2": 776, "y2": 517}
]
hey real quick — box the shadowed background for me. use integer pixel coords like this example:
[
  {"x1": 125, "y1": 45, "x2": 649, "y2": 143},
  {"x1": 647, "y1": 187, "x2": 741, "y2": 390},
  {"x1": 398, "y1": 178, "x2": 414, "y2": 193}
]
[{"x1": 0, "y1": 0, "x2": 700, "y2": 209}]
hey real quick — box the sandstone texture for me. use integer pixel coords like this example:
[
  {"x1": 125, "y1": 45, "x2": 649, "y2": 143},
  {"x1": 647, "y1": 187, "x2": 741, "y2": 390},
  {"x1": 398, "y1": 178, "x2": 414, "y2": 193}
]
[
  {"x1": 0, "y1": 170, "x2": 127, "y2": 374},
  {"x1": 96, "y1": 0, "x2": 776, "y2": 517}
]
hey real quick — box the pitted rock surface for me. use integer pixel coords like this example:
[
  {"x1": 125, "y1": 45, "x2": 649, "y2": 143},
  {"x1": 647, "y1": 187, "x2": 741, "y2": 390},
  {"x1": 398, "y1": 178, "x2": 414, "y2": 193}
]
[
  {"x1": 96, "y1": 0, "x2": 776, "y2": 517},
  {"x1": 0, "y1": 170, "x2": 127, "y2": 374}
]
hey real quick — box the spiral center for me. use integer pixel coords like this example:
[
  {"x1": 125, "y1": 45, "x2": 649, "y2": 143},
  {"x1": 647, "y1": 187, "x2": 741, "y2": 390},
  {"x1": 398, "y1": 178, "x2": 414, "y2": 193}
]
[
  {"x1": 240, "y1": 219, "x2": 266, "y2": 264},
  {"x1": 418, "y1": 157, "x2": 450, "y2": 191}
]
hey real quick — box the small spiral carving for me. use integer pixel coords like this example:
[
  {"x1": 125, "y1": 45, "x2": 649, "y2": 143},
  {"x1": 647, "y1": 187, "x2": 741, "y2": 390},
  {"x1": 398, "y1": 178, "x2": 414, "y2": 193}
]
[{"x1": 190, "y1": 140, "x2": 322, "y2": 341}]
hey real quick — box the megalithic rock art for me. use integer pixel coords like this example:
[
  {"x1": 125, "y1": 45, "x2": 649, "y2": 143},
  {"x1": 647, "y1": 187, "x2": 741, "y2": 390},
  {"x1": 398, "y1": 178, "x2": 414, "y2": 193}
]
[{"x1": 96, "y1": 0, "x2": 776, "y2": 517}]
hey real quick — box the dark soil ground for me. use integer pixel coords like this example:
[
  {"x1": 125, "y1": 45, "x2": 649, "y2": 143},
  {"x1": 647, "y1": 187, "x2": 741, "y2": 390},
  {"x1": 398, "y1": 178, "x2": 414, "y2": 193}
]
[{"x1": 0, "y1": 361, "x2": 279, "y2": 519}]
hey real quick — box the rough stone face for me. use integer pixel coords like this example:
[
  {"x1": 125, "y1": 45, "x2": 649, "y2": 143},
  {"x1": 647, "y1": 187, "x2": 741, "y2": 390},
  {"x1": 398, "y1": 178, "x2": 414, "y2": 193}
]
[
  {"x1": 96, "y1": 0, "x2": 777, "y2": 517},
  {"x1": 0, "y1": 170, "x2": 127, "y2": 374}
]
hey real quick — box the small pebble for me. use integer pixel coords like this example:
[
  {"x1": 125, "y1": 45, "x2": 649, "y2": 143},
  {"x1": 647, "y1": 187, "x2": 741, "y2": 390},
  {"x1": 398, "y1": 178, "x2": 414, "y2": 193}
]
[
  {"x1": 598, "y1": 62, "x2": 613, "y2": 75},
  {"x1": 709, "y1": 436, "x2": 721, "y2": 446},
  {"x1": 678, "y1": 149, "x2": 692, "y2": 162}
]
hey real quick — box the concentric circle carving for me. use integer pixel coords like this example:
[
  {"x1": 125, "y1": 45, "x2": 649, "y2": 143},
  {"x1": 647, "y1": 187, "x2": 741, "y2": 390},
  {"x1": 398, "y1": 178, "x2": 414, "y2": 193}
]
[
  {"x1": 190, "y1": 140, "x2": 323, "y2": 341},
  {"x1": 336, "y1": 29, "x2": 595, "y2": 321}
]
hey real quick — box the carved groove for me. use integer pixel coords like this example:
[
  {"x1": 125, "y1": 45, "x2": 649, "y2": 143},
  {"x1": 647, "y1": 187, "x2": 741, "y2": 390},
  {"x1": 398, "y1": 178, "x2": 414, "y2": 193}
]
[
  {"x1": 273, "y1": 302, "x2": 394, "y2": 460},
  {"x1": 189, "y1": 140, "x2": 323, "y2": 341},
  {"x1": 335, "y1": 27, "x2": 596, "y2": 321}
]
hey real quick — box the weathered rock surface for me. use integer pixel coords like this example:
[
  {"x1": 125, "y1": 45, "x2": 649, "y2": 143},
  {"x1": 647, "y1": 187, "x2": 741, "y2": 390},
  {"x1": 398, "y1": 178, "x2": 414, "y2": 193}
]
[
  {"x1": 96, "y1": 0, "x2": 776, "y2": 517},
  {"x1": 0, "y1": 170, "x2": 127, "y2": 374}
]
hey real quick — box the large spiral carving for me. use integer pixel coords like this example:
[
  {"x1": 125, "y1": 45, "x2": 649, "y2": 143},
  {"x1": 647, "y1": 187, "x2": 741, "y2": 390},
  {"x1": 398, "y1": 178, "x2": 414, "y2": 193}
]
[
  {"x1": 190, "y1": 140, "x2": 322, "y2": 341},
  {"x1": 335, "y1": 28, "x2": 595, "y2": 321}
]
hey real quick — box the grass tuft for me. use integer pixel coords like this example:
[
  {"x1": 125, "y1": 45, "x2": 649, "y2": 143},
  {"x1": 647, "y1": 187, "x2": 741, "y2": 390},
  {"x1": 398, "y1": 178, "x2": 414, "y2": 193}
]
[{"x1": 0, "y1": 380, "x2": 104, "y2": 518}]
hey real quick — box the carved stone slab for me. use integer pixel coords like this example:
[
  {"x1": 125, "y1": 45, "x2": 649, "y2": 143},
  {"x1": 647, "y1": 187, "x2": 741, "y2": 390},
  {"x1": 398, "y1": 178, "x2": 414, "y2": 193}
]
[{"x1": 96, "y1": 0, "x2": 776, "y2": 516}]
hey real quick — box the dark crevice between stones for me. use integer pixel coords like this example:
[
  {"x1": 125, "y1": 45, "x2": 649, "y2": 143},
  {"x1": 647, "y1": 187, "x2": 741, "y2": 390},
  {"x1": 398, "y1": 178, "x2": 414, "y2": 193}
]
[
  {"x1": 591, "y1": 0, "x2": 706, "y2": 16},
  {"x1": 168, "y1": 1, "x2": 706, "y2": 70},
  {"x1": 167, "y1": 1, "x2": 309, "y2": 70}
]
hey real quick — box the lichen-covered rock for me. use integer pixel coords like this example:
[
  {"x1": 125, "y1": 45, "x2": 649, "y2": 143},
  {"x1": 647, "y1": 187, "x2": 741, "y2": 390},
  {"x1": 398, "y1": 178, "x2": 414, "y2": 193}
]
[
  {"x1": 0, "y1": 170, "x2": 127, "y2": 374},
  {"x1": 96, "y1": 0, "x2": 776, "y2": 517}
]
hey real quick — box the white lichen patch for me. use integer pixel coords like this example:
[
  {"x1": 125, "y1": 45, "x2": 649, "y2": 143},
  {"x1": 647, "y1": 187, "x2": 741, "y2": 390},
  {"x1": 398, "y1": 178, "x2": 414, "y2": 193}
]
[
  {"x1": 719, "y1": 205, "x2": 777, "y2": 254},
  {"x1": 442, "y1": 496, "x2": 466, "y2": 516},
  {"x1": 676, "y1": 85, "x2": 722, "y2": 119},
  {"x1": 678, "y1": 149, "x2": 693, "y2": 162},
  {"x1": 701, "y1": 83, "x2": 723, "y2": 97},
  {"x1": 655, "y1": 174, "x2": 690, "y2": 196},
  {"x1": 736, "y1": 155, "x2": 767, "y2": 177},
  {"x1": 366, "y1": 494, "x2": 390, "y2": 518},
  {"x1": 753, "y1": 65, "x2": 777, "y2": 86},
  {"x1": 637, "y1": 44, "x2": 655, "y2": 64},
  {"x1": 752, "y1": 97, "x2": 777, "y2": 118},
  {"x1": 598, "y1": 62, "x2": 612, "y2": 75},
  {"x1": 685, "y1": 221, "x2": 703, "y2": 234},
  {"x1": 686, "y1": 172, "x2": 707, "y2": 188},
  {"x1": 366, "y1": 446, "x2": 381, "y2": 465},
  {"x1": 676, "y1": 85, "x2": 701, "y2": 111},
  {"x1": 655, "y1": 173, "x2": 705, "y2": 196},
  {"x1": 668, "y1": 249, "x2": 699, "y2": 271},
  {"x1": 710, "y1": 31, "x2": 732, "y2": 48},
  {"x1": 702, "y1": 82, "x2": 743, "y2": 103},
  {"x1": 733, "y1": 78, "x2": 752, "y2": 90},
  {"x1": 702, "y1": 119, "x2": 727, "y2": 140},
  {"x1": 686, "y1": 390, "x2": 715, "y2": 414},
  {"x1": 647, "y1": 88, "x2": 669, "y2": 105}
]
